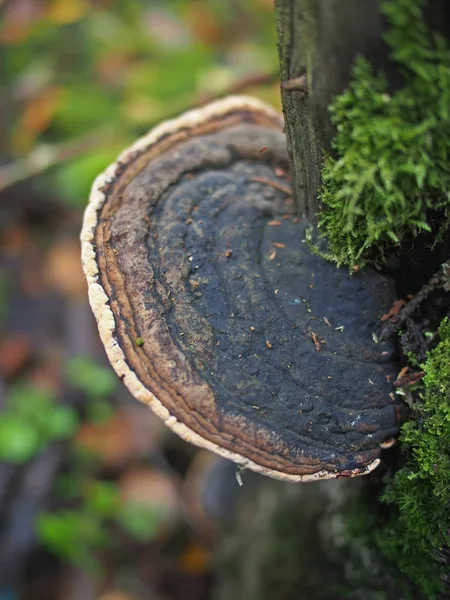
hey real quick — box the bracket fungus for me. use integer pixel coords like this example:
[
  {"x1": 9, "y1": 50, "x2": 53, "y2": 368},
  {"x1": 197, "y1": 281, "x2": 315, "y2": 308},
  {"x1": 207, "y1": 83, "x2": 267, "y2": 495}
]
[{"x1": 81, "y1": 95, "x2": 399, "y2": 482}]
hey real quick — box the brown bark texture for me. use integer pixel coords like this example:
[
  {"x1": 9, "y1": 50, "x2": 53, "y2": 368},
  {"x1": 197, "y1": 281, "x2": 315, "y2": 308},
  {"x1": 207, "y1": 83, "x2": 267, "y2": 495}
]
[{"x1": 274, "y1": 0, "x2": 391, "y2": 219}]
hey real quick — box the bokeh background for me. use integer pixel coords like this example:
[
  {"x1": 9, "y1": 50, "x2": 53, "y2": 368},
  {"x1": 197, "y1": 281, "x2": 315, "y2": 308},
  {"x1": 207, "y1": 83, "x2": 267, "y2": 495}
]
[{"x1": 0, "y1": 1, "x2": 282, "y2": 599}]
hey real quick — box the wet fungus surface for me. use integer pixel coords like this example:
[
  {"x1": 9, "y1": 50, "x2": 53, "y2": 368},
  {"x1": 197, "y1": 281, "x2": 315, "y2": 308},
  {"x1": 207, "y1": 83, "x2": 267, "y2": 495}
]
[{"x1": 81, "y1": 96, "x2": 399, "y2": 482}]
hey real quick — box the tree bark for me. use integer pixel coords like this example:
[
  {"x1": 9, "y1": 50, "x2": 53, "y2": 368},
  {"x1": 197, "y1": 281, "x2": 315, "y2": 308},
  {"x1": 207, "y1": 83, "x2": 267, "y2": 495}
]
[
  {"x1": 274, "y1": 0, "x2": 450, "y2": 221},
  {"x1": 274, "y1": 0, "x2": 391, "y2": 219}
]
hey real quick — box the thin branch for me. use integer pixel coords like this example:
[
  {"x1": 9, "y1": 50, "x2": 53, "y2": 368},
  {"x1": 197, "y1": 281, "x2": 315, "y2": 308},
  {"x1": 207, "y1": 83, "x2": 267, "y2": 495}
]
[
  {"x1": 0, "y1": 70, "x2": 279, "y2": 194},
  {"x1": 0, "y1": 128, "x2": 116, "y2": 193}
]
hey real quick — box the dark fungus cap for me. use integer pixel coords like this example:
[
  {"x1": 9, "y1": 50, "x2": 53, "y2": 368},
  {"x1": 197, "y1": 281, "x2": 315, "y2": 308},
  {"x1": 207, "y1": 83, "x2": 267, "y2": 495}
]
[{"x1": 81, "y1": 96, "x2": 399, "y2": 482}]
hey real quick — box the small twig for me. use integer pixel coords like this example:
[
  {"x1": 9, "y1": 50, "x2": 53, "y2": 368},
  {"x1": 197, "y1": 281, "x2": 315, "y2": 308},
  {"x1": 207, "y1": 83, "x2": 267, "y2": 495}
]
[
  {"x1": 0, "y1": 128, "x2": 117, "y2": 193},
  {"x1": 378, "y1": 271, "x2": 444, "y2": 341},
  {"x1": 0, "y1": 70, "x2": 279, "y2": 194},
  {"x1": 199, "y1": 70, "x2": 279, "y2": 105},
  {"x1": 311, "y1": 331, "x2": 321, "y2": 352},
  {"x1": 281, "y1": 72, "x2": 308, "y2": 94},
  {"x1": 393, "y1": 370, "x2": 425, "y2": 387},
  {"x1": 248, "y1": 176, "x2": 292, "y2": 195}
]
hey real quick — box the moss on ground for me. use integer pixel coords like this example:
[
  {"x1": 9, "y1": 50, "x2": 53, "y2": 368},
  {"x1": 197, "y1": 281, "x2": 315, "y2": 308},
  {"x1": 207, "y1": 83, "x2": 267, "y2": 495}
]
[
  {"x1": 378, "y1": 318, "x2": 450, "y2": 598},
  {"x1": 318, "y1": 0, "x2": 450, "y2": 270}
]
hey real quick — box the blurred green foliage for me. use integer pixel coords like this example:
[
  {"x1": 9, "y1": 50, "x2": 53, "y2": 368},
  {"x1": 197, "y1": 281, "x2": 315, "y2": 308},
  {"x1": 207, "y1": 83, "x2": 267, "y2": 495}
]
[
  {"x1": 66, "y1": 356, "x2": 116, "y2": 400},
  {"x1": 0, "y1": 0, "x2": 279, "y2": 206},
  {"x1": 0, "y1": 384, "x2": 78, "y2": 462},
  {"x1": 0, "y1": 356, "x2": 117, "y2": 464},
  {"x1": 66, "y1": 355, "x2": 116, "y2": 422},
  {"x1": 37, "y1": 479, "x2": 167, "y2": 572}
]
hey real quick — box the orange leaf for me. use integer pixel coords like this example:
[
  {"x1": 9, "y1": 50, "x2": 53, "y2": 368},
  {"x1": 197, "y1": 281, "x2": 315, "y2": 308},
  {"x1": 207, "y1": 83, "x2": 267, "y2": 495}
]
[
  {"x1": 0, "y1": 333, "x2": 31, "y2": 378},
  {"x1": 380, "y1": 299, "x2": 405, "y2": 322},
  {"x1": 46, "y1": 0, "x2": 89, "y2": 24},
  {"x1": 14, "y1": 86, "x2": 62, "y2": 152},
  {"x1": 74, "y1": 407, "x2": 165, "y2": 467},
  {"x1": 179, "y1": 543, "x2": 211, "y2": 575},
  {"x1": 0, "y1": 0, "x2": 43, "y2": 44},
  {"x1": 45, "y1": 239, "x2": 86, "y2": 300}
]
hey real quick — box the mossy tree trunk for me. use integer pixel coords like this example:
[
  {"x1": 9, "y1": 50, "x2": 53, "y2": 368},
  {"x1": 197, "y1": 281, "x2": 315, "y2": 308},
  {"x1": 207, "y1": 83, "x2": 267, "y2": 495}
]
[
  {"x1": 274, "y1": 0, "x2": 450, "y2": 222},
  {"x1": 271, "y1": 3, "x2": 450, "y2": 598},
  {"x1": 274, "y1": 0, "x2": 392, "y2": 219}
]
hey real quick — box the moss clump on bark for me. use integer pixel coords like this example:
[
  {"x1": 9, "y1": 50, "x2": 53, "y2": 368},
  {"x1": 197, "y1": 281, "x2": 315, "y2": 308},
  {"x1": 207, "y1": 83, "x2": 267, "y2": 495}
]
[
  {"x1": 318, "y1": 0, "x2": 450, "y2": 270},
  {"x1": 377, "y1": 318, "x2": 450, "y2": 598},
  {"x1": 316, "y1": 0, "x2": 450, "y2": 595}
]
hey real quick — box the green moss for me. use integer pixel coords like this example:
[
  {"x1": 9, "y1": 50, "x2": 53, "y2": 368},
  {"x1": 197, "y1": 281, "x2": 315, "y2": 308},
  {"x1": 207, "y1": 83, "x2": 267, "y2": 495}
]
[
  {"x1": 310, "y1": 3, "x2": 450, "y2": 594},
  {"x1": 318, "y1": 0, "x2": 450, "y2": 269},
  {"x1": 378, "y1": 317, "x2": 450, "y2": 597}
]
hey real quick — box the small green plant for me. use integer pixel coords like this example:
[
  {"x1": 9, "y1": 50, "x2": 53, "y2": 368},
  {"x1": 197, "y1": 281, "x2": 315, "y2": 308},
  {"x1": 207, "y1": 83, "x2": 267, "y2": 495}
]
[
  {"x1": 0, "y1": 384, "x2": 77, "y2": 463},
  {"x1": 377, "y1": 317, "x2": 450, "y2": 597},
  {"x1": 66, "y1": 356, "x2": 116, "y2": 423},
  {"x1": 318, "y1": 0, "x2": 450, "y2": 269},
  {"x1": 36, "y1": 479, "x2": 166, "y2": 572}
]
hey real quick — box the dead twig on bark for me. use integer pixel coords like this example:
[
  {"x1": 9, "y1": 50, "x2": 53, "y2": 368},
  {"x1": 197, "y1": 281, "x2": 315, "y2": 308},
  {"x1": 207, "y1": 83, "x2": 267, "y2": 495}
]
[{"x1": 378, "y1": 271, "x2": 444, "y2": 342}]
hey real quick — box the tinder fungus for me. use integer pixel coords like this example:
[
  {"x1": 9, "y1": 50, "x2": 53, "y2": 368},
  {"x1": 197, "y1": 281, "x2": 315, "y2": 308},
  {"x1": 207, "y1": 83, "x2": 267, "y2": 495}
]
[{"x1": 81, "y1": 95, "x2": 399, "y2": 482}]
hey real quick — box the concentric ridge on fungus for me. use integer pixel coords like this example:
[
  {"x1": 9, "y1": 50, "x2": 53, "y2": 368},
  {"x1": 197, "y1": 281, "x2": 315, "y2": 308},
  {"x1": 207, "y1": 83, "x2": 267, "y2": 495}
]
[{"x1": 80, "y1": 95, "x2": 399, "y2": 482}]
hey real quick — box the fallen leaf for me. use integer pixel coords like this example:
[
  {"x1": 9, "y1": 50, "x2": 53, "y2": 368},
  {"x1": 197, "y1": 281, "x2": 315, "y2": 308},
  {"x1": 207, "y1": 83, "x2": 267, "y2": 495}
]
[
  {"x1": 179, "y1": 543, "x2": 210, "y2": 575},
  {"x1": 0, "y1": 333, "x2": 31, "y2": 378},
  {"x1": 97, "y1": 591, "x2": 138, "y2": 600},
  {"x1": 381, "y1": 299, "x2": 405, "y2": 322},
  {"x1": 0, "y1": 0, "x2": 43, "y2": 44},
  {"x1": 46, "y1": 0, "x2": 89, "y2": 24},
  {"x1": 380, "y1": 437, "x2": 396, "y2": 450},
  {"x1": 1, "y1": 225, "x2": 28, "y2": 257},
  {"x1": 311, "y1": 331, "x2": 321, "y2": 352},
  {"x1": 45, "y1": 238, "x2": 86, "y2": 299},
  {"x1": 186, "y1": 2, "x2": 224, "y2": 46},
  {"x1": 28, "y1": 362, "x2": 62, "y2": 392},
  {"x1": 119, "y1": 467, "x2": 179, "y2": 531},
  {"x1": 14, "y1": 85, "x2": 62, "y2": 152},
  {"x1": 74, "y1": 407, "x2": 164, "y2": 467},
  {"x1": 394, "y1": 371, "x2": 425, "y2": 387}
]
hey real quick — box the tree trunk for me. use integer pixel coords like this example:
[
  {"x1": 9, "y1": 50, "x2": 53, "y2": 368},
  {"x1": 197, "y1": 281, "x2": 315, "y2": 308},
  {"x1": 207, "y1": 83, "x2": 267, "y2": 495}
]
[
  {"x1": 272, "y1": 4, "x2": 450, "y2": 599},
  {"x1": 274, "y1": 0, "x2": 392, "y2": 219},
  {"x1": 274, "y1": 0, "x2": 450, "y2": 221}
]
